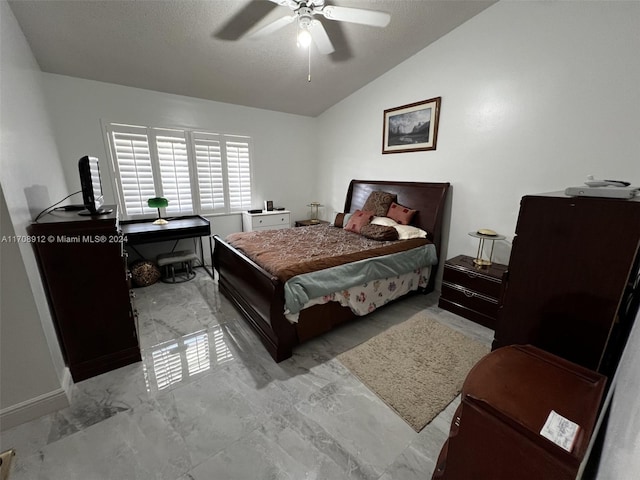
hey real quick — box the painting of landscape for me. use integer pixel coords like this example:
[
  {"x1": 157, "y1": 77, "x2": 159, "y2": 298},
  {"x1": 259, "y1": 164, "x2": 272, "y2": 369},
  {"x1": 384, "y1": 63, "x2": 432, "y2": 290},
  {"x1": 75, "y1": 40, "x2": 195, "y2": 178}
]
[
  {"x1": 382, "y1": 97, "x2": 441, "y2": 154},
  {"x1": 388, "y1": 108, "x2": 431, "y2": 146}
]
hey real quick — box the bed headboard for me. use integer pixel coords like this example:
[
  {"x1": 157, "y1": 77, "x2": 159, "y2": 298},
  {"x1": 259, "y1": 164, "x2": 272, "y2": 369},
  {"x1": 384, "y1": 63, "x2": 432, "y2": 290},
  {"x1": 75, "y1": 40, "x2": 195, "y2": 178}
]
[{"x1": 344, "y1": 179, "x2": 450, "y2": 254}]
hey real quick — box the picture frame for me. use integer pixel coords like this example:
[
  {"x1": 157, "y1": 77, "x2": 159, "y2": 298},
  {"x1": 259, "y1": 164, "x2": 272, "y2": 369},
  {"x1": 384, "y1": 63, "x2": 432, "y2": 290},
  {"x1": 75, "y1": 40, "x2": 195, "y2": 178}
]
[
  {"x1": 382, "y1": 97, "x2": 441, "y2": 154},
  {"x1": 264, "y1": 200, "x2": 274, "y2": 211}
]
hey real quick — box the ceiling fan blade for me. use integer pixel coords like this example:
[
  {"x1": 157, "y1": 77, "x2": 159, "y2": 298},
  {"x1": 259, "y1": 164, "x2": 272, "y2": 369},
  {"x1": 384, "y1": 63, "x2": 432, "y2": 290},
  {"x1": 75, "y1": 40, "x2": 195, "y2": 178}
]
[
  {"x1": 247, "y1": 14, "x2": 296, "y2": 39},
  {"x1": 321, "y1": 5, "x2": 391, "y2": 28},
  {"x1": 309, "y1": 19, "x2": 335, "y2": 54}
]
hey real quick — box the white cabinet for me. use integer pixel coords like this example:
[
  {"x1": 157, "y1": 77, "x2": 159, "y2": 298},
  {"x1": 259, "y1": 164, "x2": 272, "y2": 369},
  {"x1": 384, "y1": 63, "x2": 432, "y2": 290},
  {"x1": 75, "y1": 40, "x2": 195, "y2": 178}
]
[{"x1": 242, "y1": 210, "x2": 291, "y2": 232}]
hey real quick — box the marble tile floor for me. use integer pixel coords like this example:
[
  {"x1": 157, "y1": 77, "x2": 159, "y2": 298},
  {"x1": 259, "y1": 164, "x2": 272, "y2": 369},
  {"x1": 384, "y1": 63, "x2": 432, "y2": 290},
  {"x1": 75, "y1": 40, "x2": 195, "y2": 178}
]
[{"x1": 1, "y1": 269, "x2": 494, "y2": 480}]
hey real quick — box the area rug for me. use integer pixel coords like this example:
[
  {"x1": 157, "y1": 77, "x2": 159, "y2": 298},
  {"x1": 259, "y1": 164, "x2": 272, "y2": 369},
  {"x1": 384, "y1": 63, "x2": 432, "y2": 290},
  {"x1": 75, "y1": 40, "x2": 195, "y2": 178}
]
[{"x1": 337, "y1": 312, "x2": 489, "y2": 432}]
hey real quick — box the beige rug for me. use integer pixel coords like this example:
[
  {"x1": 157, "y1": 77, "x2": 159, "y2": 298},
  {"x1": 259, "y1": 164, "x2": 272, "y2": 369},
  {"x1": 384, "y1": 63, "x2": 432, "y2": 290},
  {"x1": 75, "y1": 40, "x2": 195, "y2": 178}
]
[{"x1": 338, "y1": 312, "x2": 489, "y2": 432}]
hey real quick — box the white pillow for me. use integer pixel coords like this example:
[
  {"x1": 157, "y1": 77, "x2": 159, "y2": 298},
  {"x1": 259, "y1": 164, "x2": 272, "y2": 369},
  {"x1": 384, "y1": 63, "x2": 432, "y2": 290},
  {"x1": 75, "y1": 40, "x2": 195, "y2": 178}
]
[
  {"x1": 394, "y1": 225, "x2": 428, "y2": 240},
  {"x1": 371, "y1": 216, "x2": 399, "y2": 227}
]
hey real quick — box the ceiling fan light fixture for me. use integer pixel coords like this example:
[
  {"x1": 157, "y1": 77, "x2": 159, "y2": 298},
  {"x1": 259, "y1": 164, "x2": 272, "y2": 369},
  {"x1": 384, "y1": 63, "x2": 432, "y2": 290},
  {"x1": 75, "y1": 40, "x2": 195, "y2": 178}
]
[
  {"x1": 297, "y1": 27, "x2": 312, "y2": 48},
  {"x1": 297, "y1": 13, "x2": 313, "y2": 49}
]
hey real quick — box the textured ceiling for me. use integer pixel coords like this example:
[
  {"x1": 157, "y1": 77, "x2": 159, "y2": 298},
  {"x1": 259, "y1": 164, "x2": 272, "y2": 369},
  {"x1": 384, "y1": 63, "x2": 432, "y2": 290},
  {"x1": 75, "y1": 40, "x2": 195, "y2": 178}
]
[{"x1": 9, "y1": 0, "x2": 495, "y2": 117}]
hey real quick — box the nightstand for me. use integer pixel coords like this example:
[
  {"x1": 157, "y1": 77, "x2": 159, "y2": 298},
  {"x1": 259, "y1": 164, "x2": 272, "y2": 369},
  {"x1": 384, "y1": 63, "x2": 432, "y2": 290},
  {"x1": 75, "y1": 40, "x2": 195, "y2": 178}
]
[
  {"x1": 294, "y1": 219, "x2": 330, "y2": 227},
  {"x1": 438, "y1": 255, "x2": 507, "y2": 329}
]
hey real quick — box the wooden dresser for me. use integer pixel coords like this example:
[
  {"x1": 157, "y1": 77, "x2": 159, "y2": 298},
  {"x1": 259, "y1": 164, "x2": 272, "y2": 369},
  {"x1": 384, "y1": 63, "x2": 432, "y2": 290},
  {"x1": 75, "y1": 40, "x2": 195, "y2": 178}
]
[
  {"x1": 493, "y1": 193, "x2": 640, "y2": 376},
  {"x1": 28, "y1": 206, "x2": 140, "y2": 381},
  {"x1": 433, "y1": 345, "x2": 606, "y2": 480},
  {"x1": 439, "y1": 255, "x2": 507, "y2": 329}
]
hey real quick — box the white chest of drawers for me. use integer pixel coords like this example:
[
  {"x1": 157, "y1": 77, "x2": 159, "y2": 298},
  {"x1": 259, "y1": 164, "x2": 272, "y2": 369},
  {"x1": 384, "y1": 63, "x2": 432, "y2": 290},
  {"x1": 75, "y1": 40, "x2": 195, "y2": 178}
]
[{"x1": 242, "y1": 210, "x2": 291, "y2": 232}]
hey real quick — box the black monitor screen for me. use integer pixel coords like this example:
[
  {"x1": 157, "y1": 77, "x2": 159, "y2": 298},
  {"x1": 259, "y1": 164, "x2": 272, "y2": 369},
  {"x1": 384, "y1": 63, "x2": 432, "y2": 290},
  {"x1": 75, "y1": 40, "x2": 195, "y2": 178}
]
[{"x1": 78, "y1": 155, "x2": 111, "y2": 215}]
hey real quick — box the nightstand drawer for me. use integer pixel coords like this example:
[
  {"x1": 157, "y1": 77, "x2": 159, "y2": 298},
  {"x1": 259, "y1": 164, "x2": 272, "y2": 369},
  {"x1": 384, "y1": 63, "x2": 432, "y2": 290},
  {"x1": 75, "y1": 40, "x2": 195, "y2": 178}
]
[
  {"x1": 441, "y1": 283, "x2": 500, "y2": 318},
  {"x1": 443, "y1": 264, "x2": 503, "y2": 300}
]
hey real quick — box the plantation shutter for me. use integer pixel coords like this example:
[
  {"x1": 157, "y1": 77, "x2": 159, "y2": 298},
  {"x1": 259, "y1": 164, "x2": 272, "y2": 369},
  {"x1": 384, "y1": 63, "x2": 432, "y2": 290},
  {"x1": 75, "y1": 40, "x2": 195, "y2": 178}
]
[
  {"x1": 153, "y1": 130, "x2": 193, "y2": 215},
  {"x1": 225, "y1": 136, "x2": 252, "y2": 211},
  {"x1": 106, "y1": 123, "x2": 253, "y2": 217},
  {"x1": 193, "y1": 132, "x2": 226, "y2": 213},
  {"x1": 110, "y1": 126, "x2": 156, "y2": 216}
]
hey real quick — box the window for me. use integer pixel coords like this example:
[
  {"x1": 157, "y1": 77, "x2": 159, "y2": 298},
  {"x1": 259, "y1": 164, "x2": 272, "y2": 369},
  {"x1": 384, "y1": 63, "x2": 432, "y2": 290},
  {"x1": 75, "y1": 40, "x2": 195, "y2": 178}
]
[{"x1": 105, "y1": 123, "x2": 253, "y2": 218}]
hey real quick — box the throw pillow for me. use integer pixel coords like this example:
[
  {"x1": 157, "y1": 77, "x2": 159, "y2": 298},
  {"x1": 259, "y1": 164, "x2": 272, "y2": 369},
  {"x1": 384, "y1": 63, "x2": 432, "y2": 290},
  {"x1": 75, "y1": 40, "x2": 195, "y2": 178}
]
[
  {"x1": 362, "y1": 191, "x2": 397, "y2": 217},
  {"x1": 394, "y1": 225, "x2": 428, "y2": 240},
  {"x1": 333, "y1": 212, "x2": 354, "y2": 228},
  {"x1": 360, "y1": 224, "x2": 400, "y2": 241},
  {"x1": 344, "y1": 209, "x2": 375, "y2": 234},
  {"x1": 333, "y1": 212, "x2": 346, "y2": 227},
  {"x1": 387, "y1": 202, "x2": 417, "y2": 225},
  {"x1": 371, "y1": 216, "x2": 399, "y2": 227}
]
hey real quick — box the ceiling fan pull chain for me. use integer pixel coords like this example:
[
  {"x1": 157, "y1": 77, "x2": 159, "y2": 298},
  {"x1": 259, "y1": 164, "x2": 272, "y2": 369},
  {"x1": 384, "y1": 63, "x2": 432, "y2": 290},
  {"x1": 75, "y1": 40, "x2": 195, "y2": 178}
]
[{"x1": 308, "y1": 44, "x2": 311, "y2": 82}]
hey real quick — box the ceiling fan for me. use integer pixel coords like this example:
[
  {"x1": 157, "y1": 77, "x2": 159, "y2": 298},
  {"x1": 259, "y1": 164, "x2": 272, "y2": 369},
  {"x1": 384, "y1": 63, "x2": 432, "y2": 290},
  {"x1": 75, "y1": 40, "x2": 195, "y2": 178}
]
[{"x1": 246, "y1": 0, "x2": 391, "y2": 54}]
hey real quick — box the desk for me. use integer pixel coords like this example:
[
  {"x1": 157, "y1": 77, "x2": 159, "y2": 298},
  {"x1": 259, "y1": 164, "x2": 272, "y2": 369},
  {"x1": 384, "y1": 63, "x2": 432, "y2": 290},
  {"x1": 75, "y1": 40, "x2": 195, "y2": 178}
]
[{"x1": 120, "y1": 215, "x2": 213, "y2": 278}]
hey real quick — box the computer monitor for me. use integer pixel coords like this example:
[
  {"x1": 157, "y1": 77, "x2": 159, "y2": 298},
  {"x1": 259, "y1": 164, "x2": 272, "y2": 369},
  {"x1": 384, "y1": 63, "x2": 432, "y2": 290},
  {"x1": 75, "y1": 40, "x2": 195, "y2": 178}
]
[{"x1": 78, "y1": 155, "x2": 113, "y2": 215}]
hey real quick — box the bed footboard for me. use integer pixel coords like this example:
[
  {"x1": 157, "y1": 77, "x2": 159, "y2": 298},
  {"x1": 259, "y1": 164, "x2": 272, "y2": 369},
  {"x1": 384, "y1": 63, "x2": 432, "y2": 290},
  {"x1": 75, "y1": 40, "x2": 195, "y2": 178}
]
[{"x1": 213, "y1": 235, "x2": 297, "y2": 361}]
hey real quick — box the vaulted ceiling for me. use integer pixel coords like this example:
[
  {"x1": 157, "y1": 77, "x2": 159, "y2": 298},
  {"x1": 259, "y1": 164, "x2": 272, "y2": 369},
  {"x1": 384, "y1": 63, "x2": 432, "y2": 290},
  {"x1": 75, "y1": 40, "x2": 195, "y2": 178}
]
[{"x1": 9, "y1": 0, "x2": 495, "y2": 117}]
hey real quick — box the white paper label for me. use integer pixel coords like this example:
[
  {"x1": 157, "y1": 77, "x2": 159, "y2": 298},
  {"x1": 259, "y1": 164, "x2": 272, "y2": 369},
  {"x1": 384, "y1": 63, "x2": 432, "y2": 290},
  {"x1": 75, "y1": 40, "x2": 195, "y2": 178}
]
[{"x1": 540, "y1": 410, "x2": 580, "y2": 452}]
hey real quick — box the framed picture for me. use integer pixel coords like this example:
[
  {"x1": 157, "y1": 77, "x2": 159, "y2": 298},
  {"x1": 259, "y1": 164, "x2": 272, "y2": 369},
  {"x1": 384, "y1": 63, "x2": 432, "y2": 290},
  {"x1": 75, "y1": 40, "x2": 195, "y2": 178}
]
[{"x1": 382, "y1": 97, "x2": 441, "y2": 154}]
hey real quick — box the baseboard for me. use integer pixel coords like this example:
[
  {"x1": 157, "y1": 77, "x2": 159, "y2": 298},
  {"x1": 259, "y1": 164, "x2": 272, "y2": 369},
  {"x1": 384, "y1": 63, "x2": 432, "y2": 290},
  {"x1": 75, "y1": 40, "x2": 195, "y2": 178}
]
[
  {"x1": 60, "y1": 367, "x2": 73, "y2": 398},
  {"x1": 0, "y1": 383, "x2": 70, "y2": 431}
]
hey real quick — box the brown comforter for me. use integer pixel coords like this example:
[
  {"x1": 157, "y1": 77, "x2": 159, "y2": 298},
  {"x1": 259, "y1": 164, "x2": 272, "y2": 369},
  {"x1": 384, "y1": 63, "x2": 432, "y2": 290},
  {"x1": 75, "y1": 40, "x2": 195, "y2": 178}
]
[{"x1": 226, "y1": 225, "x2": 429, "y2": 283}]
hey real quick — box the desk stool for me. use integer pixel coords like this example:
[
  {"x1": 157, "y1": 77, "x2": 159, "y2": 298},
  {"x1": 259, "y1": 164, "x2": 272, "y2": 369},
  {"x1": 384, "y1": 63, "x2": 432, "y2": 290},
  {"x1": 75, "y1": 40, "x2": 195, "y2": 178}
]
[{"x1": 157, "y1": 250, "x2": 198, "y2": 283}]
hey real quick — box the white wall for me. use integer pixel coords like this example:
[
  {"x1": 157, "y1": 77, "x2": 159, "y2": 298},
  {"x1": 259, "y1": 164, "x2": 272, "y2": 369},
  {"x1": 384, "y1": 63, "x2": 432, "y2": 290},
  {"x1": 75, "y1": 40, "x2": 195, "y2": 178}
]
[
  {"x1": 316, "y1": 1, "x2": 640, "y2": 268},
  {"x1": 0, "y1": 1, "x2": 70, "y2": 428},
  {"x1": 41, "y1": 74, "x2": 319, "y2": 238}
]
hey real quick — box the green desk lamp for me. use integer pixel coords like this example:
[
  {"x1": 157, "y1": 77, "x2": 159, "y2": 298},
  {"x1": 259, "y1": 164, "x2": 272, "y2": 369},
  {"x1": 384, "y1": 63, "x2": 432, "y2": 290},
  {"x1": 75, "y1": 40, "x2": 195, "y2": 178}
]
[{"x1": 148, "y1": 197, "x2": 169, "y2": 225}]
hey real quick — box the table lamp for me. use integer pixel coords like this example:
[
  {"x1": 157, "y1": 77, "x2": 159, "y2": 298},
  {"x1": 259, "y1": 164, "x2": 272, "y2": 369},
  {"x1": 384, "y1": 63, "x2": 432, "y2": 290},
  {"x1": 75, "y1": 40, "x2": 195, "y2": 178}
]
[
  {"x1": 468, "y1": 229, "x2": 505, "y2": 266},
  {"x1": 307, "y1": 202, "x2": 323, "y2": 224},
  {"x1": 148, "y1": 197, "x2": 169, "y2": 225}
]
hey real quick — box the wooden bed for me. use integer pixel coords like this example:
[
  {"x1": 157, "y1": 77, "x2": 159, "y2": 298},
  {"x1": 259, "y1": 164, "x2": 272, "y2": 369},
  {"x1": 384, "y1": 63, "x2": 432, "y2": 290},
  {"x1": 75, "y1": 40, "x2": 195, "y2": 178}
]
[{"x1": 213, "y1": 179, "x2": 450, "y2": 362}]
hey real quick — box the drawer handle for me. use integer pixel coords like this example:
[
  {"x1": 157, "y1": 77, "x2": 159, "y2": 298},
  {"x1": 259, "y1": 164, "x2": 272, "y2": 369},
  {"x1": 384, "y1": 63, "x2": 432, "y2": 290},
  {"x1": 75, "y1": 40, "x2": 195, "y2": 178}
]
[
  {"x1": 463, "y1": 289, "x2": 476, "y2": 298},
  {"x1": 465, "y1": 271, "x2": 479, "y2": 278}
]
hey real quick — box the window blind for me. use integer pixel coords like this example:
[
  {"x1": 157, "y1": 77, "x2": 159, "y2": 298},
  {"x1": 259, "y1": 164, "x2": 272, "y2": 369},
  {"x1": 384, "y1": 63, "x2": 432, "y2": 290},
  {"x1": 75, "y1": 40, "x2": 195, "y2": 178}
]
[
  {"x1": 193, "y1": 133, "x2": 226, "y2": 213},
  {"x1": 110, "y1": 128, "x2": 156, "y2": 216},
  {"x1": 106, "y1": 123, "x2": 252, "y2": 218},
  {"x1": 226, "y1": 138, "x2": 252, "y2": 211},
  {"x1": 154, "y1": 131, "x2": 193, "y2": 215}
]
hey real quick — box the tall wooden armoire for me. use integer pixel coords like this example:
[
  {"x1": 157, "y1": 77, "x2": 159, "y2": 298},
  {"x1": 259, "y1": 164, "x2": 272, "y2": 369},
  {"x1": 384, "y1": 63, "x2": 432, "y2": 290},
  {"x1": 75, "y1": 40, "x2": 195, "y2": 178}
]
[{"x1": 492, "y1": 192, "x2": 640, "y2": 376}]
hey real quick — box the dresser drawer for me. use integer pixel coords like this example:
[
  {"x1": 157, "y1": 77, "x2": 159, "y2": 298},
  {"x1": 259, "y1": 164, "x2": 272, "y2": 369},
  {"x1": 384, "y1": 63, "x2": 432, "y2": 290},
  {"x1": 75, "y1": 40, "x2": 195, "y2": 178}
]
[
  {"x1": 251, "y1": 213, "x2": 289, "y2": 229},
  {"x1": 443, "y1": 264, "x2": 503, "y2": 300},
  {"x1": 242, "y1": 211, "x2": 291, "y2": 232}
]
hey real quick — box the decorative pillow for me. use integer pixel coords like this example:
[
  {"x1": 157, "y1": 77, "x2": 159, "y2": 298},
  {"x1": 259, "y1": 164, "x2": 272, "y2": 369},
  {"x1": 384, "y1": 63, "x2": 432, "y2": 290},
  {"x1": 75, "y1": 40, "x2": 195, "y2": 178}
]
[
  {"x1": 387, "y1": 202, "x2": 417, "y2": 225},
  {"x1": 362, "y1": 191, "x2": 397, "y2": 217},
  {"x1": 344, "y1": 209, "x2": 375, "y2": 234},
  {"x1": 333, "y1": 212, "x2": 353, "y2": 228},
  {"x1": 394, "y1": 225, "x2": 428, "y2": 240},
  {"x1": 360, "y1": 224, "x2": 399, "y2": 241},
  {"x1": 371, "y1": 216, "x2": 399, "y2": 227}
]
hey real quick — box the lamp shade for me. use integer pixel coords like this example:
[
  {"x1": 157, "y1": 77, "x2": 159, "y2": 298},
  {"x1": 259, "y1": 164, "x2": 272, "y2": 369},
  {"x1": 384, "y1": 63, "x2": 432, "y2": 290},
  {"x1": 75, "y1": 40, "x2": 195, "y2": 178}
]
[{"x1": 148, "y1": 197, "x2": 169, "y2": 209}]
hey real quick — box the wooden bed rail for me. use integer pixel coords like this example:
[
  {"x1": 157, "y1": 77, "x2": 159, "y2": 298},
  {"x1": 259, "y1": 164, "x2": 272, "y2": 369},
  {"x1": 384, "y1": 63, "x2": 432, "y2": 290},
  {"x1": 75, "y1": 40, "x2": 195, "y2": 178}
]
[{"x1": 213, "y1": 235, "x2": 297, "y2": 360}]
